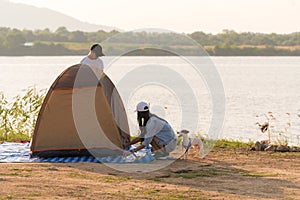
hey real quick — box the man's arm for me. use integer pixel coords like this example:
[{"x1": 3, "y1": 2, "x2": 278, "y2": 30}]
[
  {"x1": 124, "y1": 137, "x2": 142, "y2": 148},
  {"x1": 130, "y1": 136, "x2": 153, "y2": 153},
  {"x1": 130, "y1": 144, "x2": 145, "y2": 153}
]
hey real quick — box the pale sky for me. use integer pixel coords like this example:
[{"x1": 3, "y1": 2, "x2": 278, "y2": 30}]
[{"x1": 9, "y1": 0, "x2": 300, "y2": 33}]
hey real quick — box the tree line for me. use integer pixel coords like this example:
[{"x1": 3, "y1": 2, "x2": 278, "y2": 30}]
[{"x1": 0, "y1": 27, "x2": 299, "y2": 56}]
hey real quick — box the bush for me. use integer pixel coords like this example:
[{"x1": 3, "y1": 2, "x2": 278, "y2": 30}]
[{"x1": 0, "y1": 87, "x2": 45, "y2": 142}]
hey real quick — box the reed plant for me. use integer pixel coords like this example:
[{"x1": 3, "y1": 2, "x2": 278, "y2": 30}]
[
  {"x1": 256, "y1": 112, "x2": 291, "y2": 146},
  {"x1": 0, "y1": 87, "x2": 45, "y2": 142}
]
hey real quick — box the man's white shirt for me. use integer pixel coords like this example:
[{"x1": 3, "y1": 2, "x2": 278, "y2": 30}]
[{"x1": 80, "y1": 56, "x2": 104, "y2": 71}]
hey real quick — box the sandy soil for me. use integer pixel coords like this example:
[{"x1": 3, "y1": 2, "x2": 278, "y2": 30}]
[{"x1": 0, "y1": 148, "x2": 299, "y2": 200}]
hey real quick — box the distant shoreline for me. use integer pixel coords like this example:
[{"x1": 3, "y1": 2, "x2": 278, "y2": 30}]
[
  {"x1": 1, "y1": 27, "x2": 300, "y2": 56},
  {"x1": 1, "y1": 47, "x2": 300, "y2": 57}
]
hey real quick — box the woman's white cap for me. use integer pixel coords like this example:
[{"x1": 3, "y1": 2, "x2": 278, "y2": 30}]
[{"x1": 135, "y1": 101, "x2": 149, "y2": 112}]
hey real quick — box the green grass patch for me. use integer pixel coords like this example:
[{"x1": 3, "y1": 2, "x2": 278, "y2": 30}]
[
  {"x1": 129, "y1": 187, "x2": 136, "y2": 191},
  {"x1": 0, "y1": 168, "x2": 33, "y2": 177},
  {"x1": 26, "y1": 193, "x2": 42, "y2": 197},
  {"x1": 106, "y1": 191, "x2": 126, "y2": 198},
  {"x1": 162, "y1": 196, "x2": 204, "y2": 200},
  {"x1": 213, "y1": 139, "x2": 253, "y2": 149},
  {"x1": 117, "y1": 176, "x2": 131, "y2": 181},
  {"x1": 103, "y1": 175, "x2": 130, "y2": 183},
  {"x1": 0, "y1": 133, "x2": 31, "y2": 142},
  {"x1": 270, "y1": 152, "x2": 300, "y2": 158},
  {"x1": 147, "y1": 174, "x2": 171, "y2": 182},
  {"x1": 10, "y1": 167, "x2": 32, "y2": 172},
  {"x1": 143, "y1": 189, "x2": 160, "y2": 195},
  {"x1": 103, "y1": 177, "x2": 115, "y2": 182},
  {"x1": 173, "y1": 168, "x2": 220, "y2": 179},
  {"x1": 0, "y1": 172, "x2": 23, "y2": 177},
  {"x1": 234, "y1": 168, "x2": 278, "y2": 177},
  {"x1": 68, "y1": 172, "x2": 90, "y2": 179},
  {"x1": 172, "y1": 167, "x2": 278, "y2": 179},
  {"x1": 167, "y1": 193, "x2": 186, "y2": 199},
  {"x1": 148, "y1": 177, "x2": 163, "y2": 182},
  {"x1": 162, "y1": 192, "x2": 204, "y2": 200},
  {"x1": 0, "y1": 195, "x2": 13, "y2": 200},
  {"x1": 241, "y1": 171, "x2": 278, "y2": 177}
]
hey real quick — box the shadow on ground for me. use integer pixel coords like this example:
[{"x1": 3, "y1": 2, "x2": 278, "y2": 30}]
[{"x1": 65, "y1": 152, "x2": 300, "y2": 199}]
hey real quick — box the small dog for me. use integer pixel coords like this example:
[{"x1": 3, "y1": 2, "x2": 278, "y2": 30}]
[{"x1": 177, "y1": 129, "x2": 204, "y2": 160}]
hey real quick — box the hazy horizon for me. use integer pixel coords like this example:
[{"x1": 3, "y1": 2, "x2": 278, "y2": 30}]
[{"x1": 6, "y1": 0, "x2": 300, "y2": 34}]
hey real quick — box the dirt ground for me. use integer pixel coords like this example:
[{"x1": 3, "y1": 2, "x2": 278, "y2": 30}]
[{"x1": 0, "y1": 148, "x2": 299, "y2": 200}]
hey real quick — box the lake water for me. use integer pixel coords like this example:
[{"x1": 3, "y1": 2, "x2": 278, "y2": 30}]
[{"x1": 0, "y1": 56, "x2": 300, "y2": 145}]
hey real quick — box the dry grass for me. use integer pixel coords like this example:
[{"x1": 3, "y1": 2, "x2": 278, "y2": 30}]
[{"x1": 0, "y1": 149, "x2": 299, "y2": 199}]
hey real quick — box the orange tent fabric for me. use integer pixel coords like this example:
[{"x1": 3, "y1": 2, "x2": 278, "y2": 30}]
[{"x1": 30, "y1": 64, "x2": 130, "y2": 158}]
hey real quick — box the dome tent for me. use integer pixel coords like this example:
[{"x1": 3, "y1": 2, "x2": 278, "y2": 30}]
[{"x1": 30, "y1": 64, "x2": 130, "y2": 158}]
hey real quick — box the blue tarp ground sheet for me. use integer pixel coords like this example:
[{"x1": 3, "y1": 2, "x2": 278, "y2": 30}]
[{"x1": 0, "y1": 142, "x2": 154, "y2": 163}]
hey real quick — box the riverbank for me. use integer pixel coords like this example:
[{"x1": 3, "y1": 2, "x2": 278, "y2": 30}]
[
  {"x1": 1, "y1": 44, "x2": 300, "y2": 56},
  {"x1": 0, "y1": 146, "x2": 299, "y2": 199}
]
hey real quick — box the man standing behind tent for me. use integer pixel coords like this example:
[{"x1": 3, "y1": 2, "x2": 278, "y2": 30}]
[
  {"x1": 80, "y1": 44, "x2": 104, "y2": 71},
  {"x1": 125, "y1": 102, "x2": 177, "y2": 159}
]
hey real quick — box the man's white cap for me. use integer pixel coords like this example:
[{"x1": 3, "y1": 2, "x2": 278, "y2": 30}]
[{"x1": 135, "y1": 101, "x2": 149, "y2": 112}]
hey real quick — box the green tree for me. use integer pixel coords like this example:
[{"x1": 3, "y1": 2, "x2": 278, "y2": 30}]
[
  {"x1": 34, "y1": 28, "x2": 53, "y2": 41},
  {"x1": 3, "y1": 29, "x2": 26, "y2": 48},
  {"x1": 69, "y1": 30, "x2": 87, "y2": 42},
  {"x1": 22, "y1": 29, "x2": 35, "y2": 42},
  {"x1": 54, "y1": 26, "x2": 69, "y2": 42}
]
